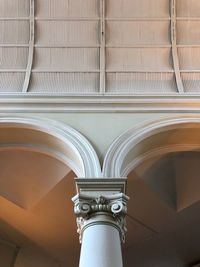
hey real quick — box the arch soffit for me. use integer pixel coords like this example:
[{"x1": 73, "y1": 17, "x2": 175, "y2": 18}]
[
  {"x1": 103, "y1": 116, "x2": 200, "y2": 178},
  {"x1": 0, "y1": 116, "x2": 101, "y2": 178}
]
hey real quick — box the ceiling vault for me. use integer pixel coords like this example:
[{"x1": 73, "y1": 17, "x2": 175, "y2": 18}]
[{"x1": 1, "y1": 0, "x2": 200, "y2": 95}]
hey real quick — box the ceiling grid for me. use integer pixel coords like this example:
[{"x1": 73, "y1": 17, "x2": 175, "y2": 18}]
[
  {"x1": 177, "y1": 0, "x2": 200, "y2": 93},
  {"x1": 105, "y1": 0, "x2": 177, "y2": 94},
  {"x1": 99, "y1": 0, "x2": 106, "y2": 93},
  {"x1": 0, "y1": 0, "x2": 200, "y2": 95}
]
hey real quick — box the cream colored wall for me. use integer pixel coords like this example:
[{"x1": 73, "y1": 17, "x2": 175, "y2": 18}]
[{"x1": 13, "y1": 112, "x2": 185, "y2": 163}]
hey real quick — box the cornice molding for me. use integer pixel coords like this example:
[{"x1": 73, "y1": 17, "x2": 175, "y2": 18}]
[{"x1": 1, "y1": 95, "x2": 200, "y2": 113}]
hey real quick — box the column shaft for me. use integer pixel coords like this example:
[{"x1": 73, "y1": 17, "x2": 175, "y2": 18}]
[
  {"x1": 72, "y1": 178, "x2": 129, "y2": 267},
  {"x1": 80, "y1": 223, "x2": 123, "y2": 267}
]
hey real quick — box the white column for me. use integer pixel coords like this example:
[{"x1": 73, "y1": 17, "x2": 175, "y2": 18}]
[
  {"x1": 72, "y1": 178, "x2": 129, "y2": 267},
  {"x1": 79, "y1": 214, "x2": 123, "y2": 267}
]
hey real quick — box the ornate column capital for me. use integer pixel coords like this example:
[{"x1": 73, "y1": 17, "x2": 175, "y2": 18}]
[{"x1": 72, "y1": 178, "x2": 129, "y2": 243}]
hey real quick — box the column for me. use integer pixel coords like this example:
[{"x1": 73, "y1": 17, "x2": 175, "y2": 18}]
[{"x1": 72, "y1": 178, "x2": 129, "y2": 267}]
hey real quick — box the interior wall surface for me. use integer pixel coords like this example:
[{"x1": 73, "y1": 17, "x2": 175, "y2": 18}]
[
  {"x1": 14, "y1": 247, "x2": 65, "y2": 267},
  {"x1": 1, "y1": 111, "x2": 200, "y2": 267},
  {"x1": 5, "y1": 112, "x2": 196, "y2": 164},
  {"x1": 0, "y1": 242, "x2": 17, "y2": 267}
]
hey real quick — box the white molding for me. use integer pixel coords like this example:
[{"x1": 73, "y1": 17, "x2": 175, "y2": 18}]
[
  {"x1": 0, "y1": 116, "x2": 101, "y2": 178},
  {"x1": 1, "y1": 95, "x2": 200, "y2": 112},
  {"x1": 103, "y1": 115, "x2": 200, "y2": 177},
  {"x1": 0, "y1": 143, "x2": 80, "y2": 177},
  {"x1": 122, "y1": 144, "x2": 200, "y2": 177}
]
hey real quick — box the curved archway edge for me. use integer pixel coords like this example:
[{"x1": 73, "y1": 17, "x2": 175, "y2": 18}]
[
  {"x1": 103, "y1": 115, "x2": 200, "y2": 177},
  {"x1": 0, "y1": 116, "x2": 101, "y2": 178},
  {"x1": 4, "y1": 115, "x2": 200, "y2": 179}
]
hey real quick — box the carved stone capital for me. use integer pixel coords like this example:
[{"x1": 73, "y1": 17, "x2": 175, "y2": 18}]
[{"x1": 72, "y1": 178, "x2": 129, "y2": 243}]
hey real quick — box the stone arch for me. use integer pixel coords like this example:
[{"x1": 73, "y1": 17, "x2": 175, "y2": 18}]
[{"x1": 103, "y1": 115, "x2": 200, "y2": 177}]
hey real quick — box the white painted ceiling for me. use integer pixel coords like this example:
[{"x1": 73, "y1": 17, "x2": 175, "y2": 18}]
[{"x1": 0, "y1": 0, "x2": 200, "y2": 94}]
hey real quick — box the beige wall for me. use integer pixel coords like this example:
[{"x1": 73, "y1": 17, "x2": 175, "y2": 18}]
[
  {"x1": 2, "y1": 111, "x2": 200, "y2": 166},
  {"x1": 13, "y1": 112, "x2": 180, "y2": 163}
]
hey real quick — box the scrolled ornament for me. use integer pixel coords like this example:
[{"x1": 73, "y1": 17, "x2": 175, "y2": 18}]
[
  {"x1": 72, "y1": 193, "x2": 129, "y2": 243},
  {"x1": 111, "y1": 201, "x2": 123, "y2": 214},
  {"x1": 74, "y1": 201, "x2": 91, "y2": 219}
]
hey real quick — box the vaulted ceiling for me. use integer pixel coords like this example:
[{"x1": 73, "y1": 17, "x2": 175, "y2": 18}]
[
  {"x1": 126, "y1": 151, "x2": 200, "y2": 266},
  {"x1": 1, "y1": 0, "x2": 200, "y2": 94},
  {"x1": 1, "y1": 150, "x2": 200, "y2": 266}
]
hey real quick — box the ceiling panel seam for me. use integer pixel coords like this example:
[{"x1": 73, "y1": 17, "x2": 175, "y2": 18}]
[{"x1": 100, "y1": 0, "x2": 106, "y2": 94}]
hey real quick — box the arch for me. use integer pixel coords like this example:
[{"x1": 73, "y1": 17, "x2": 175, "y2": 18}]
[
  {"x1": 103, "y1": 115, "x2": 200, "y2": 177},
  {"x1": 0, "y1": 116, "x2": 101, "y2": 178}
]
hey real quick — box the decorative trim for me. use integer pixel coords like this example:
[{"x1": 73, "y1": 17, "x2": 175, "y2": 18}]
[
  {"x1": 72, "y1": 178, "x2": 129, "y2": 243},
  {"x1": 103, "y1": 115, "x2": 200, "y2": 177},
  {"x1": 0, "y1": 116, "x2": 101, "y2": 177},
  {"x1": 0, "y1": 143, "x2": 79, "y2": 175},
  {"x1": 1, "y1": 95, "x2": 200, "y2": 112},
  {"x1": 122, "y1": 144, "x2": 200, "y2": 177},
  {"x1": 75, "y1": 178, "x2": 127, "y2": 194},
  {"x1": 73, "y1": 193, "x2": 129, "y2": 243}
]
